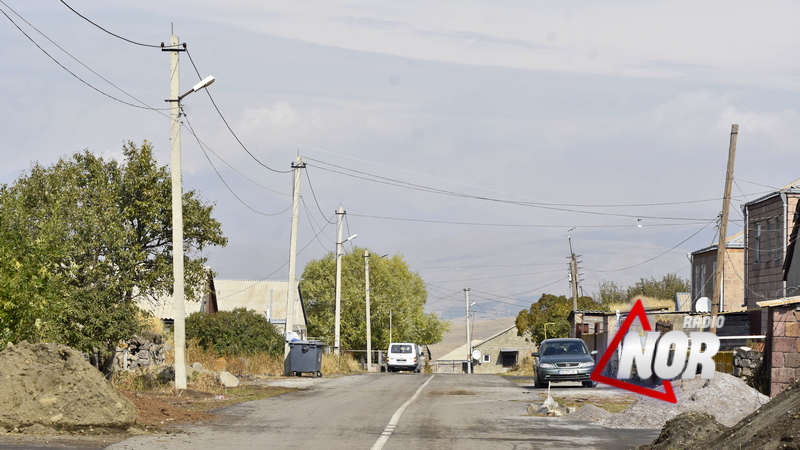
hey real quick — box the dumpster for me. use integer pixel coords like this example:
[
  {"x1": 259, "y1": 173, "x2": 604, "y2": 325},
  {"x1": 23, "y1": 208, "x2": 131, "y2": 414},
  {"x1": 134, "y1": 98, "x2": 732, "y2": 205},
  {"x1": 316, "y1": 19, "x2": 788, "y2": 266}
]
[{"x1": 287, "y1": 340, "x2": 324, "y2": 378}]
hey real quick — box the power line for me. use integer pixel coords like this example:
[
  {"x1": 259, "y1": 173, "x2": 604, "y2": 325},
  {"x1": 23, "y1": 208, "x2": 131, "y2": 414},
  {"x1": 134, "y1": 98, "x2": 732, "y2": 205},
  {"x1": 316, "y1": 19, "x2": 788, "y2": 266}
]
[
  {"x1": 58, "y1": 0, "x2": 162, "y2": 48},
  {"x1": 349, "y1": 213, "x2": 709, "y2": 229},
  {"x1": 0, "y1": 1, "x2": 165, "y2": 111},
  {"x1": 184, "y1": 112, "x2": 292, "y2": 216},
  {"x1": 185, "y1": 49, "x2": 292, "y2": 174}
]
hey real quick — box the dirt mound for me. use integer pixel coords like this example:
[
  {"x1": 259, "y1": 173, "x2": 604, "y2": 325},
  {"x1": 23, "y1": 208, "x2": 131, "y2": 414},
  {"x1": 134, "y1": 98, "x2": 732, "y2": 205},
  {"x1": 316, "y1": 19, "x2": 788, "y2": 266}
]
[
  {"x1": 0, "y1": 342, "x2": 137, "y2": 432},
  {"x1": 642, "y1": 411, "x2": 727, "y2": 450},
  {"x1": 598, "y1": 372, "x2": 769, "y2": 429}
]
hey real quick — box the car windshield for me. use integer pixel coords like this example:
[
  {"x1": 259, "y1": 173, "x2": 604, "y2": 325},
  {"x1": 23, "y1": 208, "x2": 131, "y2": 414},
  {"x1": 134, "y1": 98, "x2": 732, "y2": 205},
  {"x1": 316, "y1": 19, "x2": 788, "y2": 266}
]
[
  {"x1": 391, "y1": 345, "x2": 413, "y2": 353},
  {"x1": 541, "y1": 342, "x2": 587, "y2": 356}
]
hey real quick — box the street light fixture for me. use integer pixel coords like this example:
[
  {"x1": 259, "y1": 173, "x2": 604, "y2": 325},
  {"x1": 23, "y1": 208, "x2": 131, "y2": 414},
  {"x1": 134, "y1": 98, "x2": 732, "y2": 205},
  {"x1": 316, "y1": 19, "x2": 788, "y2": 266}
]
[
  {"x1": 544, "y1": 322, "x2": 557, "y2": 340},
  {"x1": 165, "y1": 34, "x2": 215, "y2": 390}
]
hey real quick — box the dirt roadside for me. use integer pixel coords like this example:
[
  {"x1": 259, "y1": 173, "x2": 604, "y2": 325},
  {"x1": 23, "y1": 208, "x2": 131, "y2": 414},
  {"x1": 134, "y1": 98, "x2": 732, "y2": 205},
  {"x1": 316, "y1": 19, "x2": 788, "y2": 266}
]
[{"x1": 0, "y1": 381, "x2": 299, "y2": 449}]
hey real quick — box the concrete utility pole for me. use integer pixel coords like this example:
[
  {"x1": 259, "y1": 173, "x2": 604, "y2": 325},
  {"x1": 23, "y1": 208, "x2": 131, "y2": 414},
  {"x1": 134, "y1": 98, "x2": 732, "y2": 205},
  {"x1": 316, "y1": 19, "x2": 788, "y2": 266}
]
[
  {"x1": 569, "y1": 237, "x2": 579, "y2": 338},
  {"x1": 711, "y1": 124, "x2": 738, "y2": 333},
  {"x1": 334, "y1": 206, "x2": 345, "y2": 355},
  {"x1": 464, "y1": 287, "x2": 472, "y2": 374},
  {"x1": 167, "y1": 34, "x2": 187, "y2": 390},
  {"x1": 364, "y1": 251, "x2": 372, "y2": 371},
  {"x1": 284, "y1": 156, "x2": 304, "y2": 373}
]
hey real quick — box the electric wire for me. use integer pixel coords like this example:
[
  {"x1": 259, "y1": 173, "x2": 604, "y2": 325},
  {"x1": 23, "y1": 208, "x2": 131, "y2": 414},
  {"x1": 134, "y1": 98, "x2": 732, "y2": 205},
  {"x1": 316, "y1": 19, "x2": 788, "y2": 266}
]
[
  {"x1": 593, "y1": 219, "x2": 717, "y2": 273},
  {"x1": 305, "y1": 168, "x2": 337, "y2": 225},
  {"x1": 184, "y1": 112, "x2": 292, "y2": 216},
  {"x1": 58, "y1": 0, "x2": 162, "y2": 48},
  {"x1": 349, "y1": 213, "x2": 708, "y2": 229},
  {"x1": 185, "y1": 49, "x2": 292, "y2": 174},
  {"x1": 0, "y1": 1, "x2": 165, "y2": 111}
]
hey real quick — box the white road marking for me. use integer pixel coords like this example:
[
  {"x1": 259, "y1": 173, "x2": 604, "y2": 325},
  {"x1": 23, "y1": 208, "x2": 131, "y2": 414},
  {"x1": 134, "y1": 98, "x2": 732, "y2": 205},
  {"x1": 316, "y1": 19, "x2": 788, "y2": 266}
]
[{"x1": 370, "y1": 375, "x2": 435, "y2": 450}]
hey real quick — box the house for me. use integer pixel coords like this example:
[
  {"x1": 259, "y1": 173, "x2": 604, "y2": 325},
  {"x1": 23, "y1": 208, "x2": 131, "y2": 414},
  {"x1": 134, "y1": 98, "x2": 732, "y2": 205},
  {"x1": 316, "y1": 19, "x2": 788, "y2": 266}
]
[
  {"x1": 213, "y1": 279, "x2": 308, "y2": 339},
  {"x1": 431, "y1": 326, "x2": 537, "y2": 374},
  {"x1": 689, "y1": 232, "x2": 745, "y2": 313},
  {"x1": 743, "y1": 179, "x2": 800, "y2": 334},
  {"x1": 470, "y1": 326, "x2": 537, "y2": 374},
  {"x1": 137, "y1": 277, "x2": 307, "y2": 339}
]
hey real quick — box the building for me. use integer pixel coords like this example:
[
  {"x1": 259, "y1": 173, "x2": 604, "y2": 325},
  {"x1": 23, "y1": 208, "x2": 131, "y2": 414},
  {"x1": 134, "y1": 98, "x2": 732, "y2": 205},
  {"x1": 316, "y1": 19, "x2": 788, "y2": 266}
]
[
  {"x1": 743, "y1": 179, "x2": 800, "y2": 334},
  {"x1": 689, "y1": 232, "x2": 745, "y2": 313},
  {"x1": 137, "y1": 277, "x2": 307, "y2": 339},
  {"x1": 432, "y1": 326, "x2": 537, "y2": 374}
]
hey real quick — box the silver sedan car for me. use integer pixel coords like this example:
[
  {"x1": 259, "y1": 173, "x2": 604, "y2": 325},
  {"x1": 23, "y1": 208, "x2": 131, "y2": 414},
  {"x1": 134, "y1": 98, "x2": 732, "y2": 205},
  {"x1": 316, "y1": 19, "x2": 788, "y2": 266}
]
[{"x1": 532, "y1": 338, "x2": 598, "y2": 388}]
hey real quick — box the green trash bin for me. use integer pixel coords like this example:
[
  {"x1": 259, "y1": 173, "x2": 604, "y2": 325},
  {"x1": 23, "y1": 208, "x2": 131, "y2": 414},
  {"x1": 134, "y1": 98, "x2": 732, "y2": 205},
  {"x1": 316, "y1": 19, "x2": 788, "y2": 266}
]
[{"x1": 287, "y1": 340, "x2": 324, "y2": 378}]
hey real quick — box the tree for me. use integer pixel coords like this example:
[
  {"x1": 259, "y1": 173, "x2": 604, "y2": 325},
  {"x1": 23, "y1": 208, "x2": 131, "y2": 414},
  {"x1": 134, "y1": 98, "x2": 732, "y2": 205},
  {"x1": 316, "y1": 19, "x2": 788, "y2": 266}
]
[
  {"x1": 301, "y1": 247, "x2": 450, "y2": 350},
  {"x1": 186, "y1": 308, "x2": 284, "y2": 357},
  {"x1": 594, "y1": 280, "x2": 628, "y2": 306},
  {"x1": 625, "y1": 273, "x2": 690, "y2": 301},
  {"x1": 515, "y1": 294, "x2": 605, "y2": 344},
  {"x1": 0, "y1": 141, "x2": 227, "y2": 354}
]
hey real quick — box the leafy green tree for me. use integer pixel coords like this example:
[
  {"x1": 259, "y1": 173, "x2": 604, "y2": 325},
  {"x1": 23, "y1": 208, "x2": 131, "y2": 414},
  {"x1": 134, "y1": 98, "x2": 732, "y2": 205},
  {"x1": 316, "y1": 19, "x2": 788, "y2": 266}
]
[
  {"x1": 301, "y1": 248, "x2": 450, "y2": 350},
  {"x1": 625, "y1": 273, "x2": 690, "y2": 301},
  {"x1": 186, "y1": 308, "x2": 284, "y2": 357},
  {"x1": 515, "y1": 294, "x2": 605, "y2": 344},
  {"x1": 594, "y1": 280, "x2": 628, "y2": 306},
  {"x1": 0, "y1": 141, "x2": 227, "y2": 354}
]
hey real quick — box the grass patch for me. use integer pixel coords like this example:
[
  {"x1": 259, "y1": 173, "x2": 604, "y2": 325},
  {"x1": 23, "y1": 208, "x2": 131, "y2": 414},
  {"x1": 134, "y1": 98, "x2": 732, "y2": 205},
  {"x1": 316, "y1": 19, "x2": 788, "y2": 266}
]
[{"x1": 546, "y1": 395, "x2": 634, "y2": 414}]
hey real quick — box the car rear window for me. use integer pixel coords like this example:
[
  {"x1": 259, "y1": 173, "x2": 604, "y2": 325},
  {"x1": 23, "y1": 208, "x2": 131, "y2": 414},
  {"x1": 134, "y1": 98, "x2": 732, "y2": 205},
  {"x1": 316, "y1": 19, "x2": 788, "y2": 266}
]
[{"x1": 391, "y1": 345, "x2": 413, "y2": 353}]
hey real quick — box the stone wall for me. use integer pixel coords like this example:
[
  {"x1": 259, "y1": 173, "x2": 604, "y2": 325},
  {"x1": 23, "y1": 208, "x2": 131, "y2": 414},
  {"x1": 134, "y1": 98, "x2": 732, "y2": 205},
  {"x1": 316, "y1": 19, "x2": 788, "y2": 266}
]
[
  {"x1": 732, "y1": 346, "x2": 763, "y2": 383},
  {"x1": 113, "y1": 334, "x2": 167, "y2": 371}
]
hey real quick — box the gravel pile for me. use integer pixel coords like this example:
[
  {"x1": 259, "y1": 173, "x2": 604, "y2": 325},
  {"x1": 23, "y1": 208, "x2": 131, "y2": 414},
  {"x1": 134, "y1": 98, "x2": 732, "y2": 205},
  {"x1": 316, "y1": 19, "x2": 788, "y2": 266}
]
[
  {"x1": 597, "y1": 372, "x2": 769, "y2": 429},
  {"x1": 567, "y1": 404, "x2": 612, "y2": 421}
]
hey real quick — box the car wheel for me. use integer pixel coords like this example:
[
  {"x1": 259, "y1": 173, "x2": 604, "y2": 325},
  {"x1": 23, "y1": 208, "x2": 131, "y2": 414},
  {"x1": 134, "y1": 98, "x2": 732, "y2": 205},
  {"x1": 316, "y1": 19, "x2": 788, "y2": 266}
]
[
  {"x1": 582, "y1": 380, "x2": 598, "y2": 388},
  {"x1": 534, "y1": 374, "x2": 548, "y2": 389}
]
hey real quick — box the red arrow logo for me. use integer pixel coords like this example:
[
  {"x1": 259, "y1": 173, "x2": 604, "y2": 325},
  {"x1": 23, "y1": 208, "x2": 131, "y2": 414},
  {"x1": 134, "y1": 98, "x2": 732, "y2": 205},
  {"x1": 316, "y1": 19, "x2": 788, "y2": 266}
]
[{"x1": 590, "y1": 299, "x2": 677, "y2": 403}]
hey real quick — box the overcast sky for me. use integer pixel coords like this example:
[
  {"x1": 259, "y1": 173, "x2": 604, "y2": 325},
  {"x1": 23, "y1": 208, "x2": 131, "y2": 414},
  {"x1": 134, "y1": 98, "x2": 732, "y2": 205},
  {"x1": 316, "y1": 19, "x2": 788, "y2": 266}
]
[{"x1": 2, "y1": 1, "x2": 799, "y2": 320}]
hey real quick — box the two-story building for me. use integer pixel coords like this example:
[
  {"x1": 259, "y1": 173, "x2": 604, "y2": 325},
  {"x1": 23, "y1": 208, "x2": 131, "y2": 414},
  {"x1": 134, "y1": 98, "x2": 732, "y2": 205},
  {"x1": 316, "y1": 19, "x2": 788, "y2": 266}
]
[
  {"x1": 743, "y1": 179, "x2": 800, "y2": 334},
  {"x1": 689, "y1": 232, "x2": 745, "y2": 313}
]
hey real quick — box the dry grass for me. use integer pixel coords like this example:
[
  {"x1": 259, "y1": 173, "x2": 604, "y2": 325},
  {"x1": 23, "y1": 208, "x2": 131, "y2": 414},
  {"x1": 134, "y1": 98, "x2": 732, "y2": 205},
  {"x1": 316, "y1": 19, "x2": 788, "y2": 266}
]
[
  {"x1": 606, "y1": 296, "x2": 675, "y2": 312},
  {"x1": 505, "y1": 355, "x2": 535, "y2": 376}
]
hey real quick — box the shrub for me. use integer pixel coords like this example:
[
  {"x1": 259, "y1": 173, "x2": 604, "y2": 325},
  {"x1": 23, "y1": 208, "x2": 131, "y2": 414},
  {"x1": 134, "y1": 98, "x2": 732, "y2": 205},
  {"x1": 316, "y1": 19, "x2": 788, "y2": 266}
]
[{"x1": 186, "y1": 308, "x2": 283, "y2": 357}]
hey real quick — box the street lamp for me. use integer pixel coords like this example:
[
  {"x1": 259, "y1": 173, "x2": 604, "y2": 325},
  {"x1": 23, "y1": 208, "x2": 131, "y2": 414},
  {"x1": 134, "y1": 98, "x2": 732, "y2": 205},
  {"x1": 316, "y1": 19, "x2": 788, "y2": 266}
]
[
  {"x1": 334, "y1": 231, "x2": 357, "y2": 355},
  {"x1": 165, "y1": 34, "x2": 215, "y2": 390},
  {"x1": 544, "y1": 322, "x2": 556, "y2": 340}
]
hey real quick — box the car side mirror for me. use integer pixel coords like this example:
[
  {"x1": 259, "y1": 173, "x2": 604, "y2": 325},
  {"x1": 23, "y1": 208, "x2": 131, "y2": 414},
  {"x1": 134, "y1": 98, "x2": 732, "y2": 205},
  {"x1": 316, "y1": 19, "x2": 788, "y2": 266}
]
[{"x1": 590, "y1": 350, "x2": 598, "y2": 355}]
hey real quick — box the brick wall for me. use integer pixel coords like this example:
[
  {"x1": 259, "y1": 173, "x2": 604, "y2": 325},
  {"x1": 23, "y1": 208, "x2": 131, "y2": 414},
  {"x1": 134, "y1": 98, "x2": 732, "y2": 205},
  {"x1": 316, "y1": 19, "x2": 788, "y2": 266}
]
[{"x1": 769, "y1": 305, "x2": 800, "y2": 396}]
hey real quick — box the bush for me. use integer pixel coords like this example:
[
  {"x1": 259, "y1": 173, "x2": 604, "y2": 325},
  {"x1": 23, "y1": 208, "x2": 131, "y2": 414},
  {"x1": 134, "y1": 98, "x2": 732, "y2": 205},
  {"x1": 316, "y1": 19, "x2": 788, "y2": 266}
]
[{"x1": 186, "y1": 308, "x2": 283, "y2": 357}]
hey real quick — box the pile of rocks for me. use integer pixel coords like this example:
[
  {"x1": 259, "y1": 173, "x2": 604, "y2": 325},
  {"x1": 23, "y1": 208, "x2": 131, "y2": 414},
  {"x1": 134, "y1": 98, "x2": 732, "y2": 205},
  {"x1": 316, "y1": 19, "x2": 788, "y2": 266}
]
[
  {"x1": 595, "y1": 372, "x2": 769, "y2": 429},
  {"x1": 113, "y1": 335, "x2": 167, "y2": 372}
]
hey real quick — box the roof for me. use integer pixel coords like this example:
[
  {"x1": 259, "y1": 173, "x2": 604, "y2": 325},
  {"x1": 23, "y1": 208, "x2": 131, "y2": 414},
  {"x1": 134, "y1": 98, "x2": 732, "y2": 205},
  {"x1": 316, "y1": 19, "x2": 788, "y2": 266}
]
[
  {"x1": 691, "y1": 231, "x2": 745, "y2": 255},
  {"x1": 757, "y1": 295, "x2": 800, "y2": 308},
  {"x1": 436, "y1": 340, "x2": 482, "y2": 362},
  {"x1": 137, "y1": 279, "x2": 306, "y2": 330},
  {"x1": 743, "y1": 178, "x2": 800, "y2": 208}
]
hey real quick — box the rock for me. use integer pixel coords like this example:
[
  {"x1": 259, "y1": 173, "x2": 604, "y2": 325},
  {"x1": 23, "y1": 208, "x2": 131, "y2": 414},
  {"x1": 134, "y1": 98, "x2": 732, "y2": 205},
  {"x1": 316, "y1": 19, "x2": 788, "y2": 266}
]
[
  {"x1": 218, "y1": 371, "x2": 240, "y2": 387},
  {"x1": 191, "y1": 362, "x2": 204, "y2": 371},
  {"x1": 0, "y1": 342, "x2": 137, "y2": 431}
]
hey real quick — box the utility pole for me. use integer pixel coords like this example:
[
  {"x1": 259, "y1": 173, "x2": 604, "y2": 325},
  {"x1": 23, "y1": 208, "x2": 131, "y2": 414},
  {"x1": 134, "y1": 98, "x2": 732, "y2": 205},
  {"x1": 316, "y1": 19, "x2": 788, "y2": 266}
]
[
  {"x1": 711, "y1": 124, "x2": 738, "y2": 333},
  {"x1": 334, "y1": 206, "x2": 345, "y2": 355},
  {"x1": 364, "y1": 251, "x2": 372, "y2": 371},
  {"x1": 569, "y1": 237, "x2": 580, "y2": 338},
  {"x1": 284, "y1": 156, "x2": 304, "y2": 374},
  {"x1": 464, "y1": 287, "x2": 472, "y2": 374},
  {"x1": 167, "y1": 34, "x2": 187, "y2": 390}
]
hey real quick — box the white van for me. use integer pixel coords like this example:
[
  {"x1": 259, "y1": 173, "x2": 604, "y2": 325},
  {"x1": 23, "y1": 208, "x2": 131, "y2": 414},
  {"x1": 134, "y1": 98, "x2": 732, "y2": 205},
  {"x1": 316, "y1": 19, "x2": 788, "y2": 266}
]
[{"x1": 386, "y1": 342, "x2": 422, "y2": 373}]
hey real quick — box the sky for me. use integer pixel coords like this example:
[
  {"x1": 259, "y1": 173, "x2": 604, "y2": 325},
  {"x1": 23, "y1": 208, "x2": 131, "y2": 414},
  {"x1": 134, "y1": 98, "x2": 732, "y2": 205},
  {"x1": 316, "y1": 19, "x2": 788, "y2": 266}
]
[{"x1": 1, "y1": 1, "x2": 799, "y2": 321}]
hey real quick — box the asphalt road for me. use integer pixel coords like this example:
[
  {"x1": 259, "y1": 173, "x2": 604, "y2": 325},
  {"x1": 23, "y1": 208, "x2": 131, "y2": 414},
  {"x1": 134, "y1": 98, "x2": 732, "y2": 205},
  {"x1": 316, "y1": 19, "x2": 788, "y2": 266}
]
[{"x1": 107, "y1": 373, "x2": 660, "y2": 450}]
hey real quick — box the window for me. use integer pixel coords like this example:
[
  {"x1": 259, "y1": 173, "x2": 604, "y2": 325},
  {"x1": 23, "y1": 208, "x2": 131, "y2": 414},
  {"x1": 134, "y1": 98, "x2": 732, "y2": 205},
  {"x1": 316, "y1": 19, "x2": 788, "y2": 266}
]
[
  {"x1": 754, "y1": 223, "x2": 761, "y2": 263},
  {"x1": 767, "y1": 219, "x2": 773, "y2": 261},
  {"x1": 482, "y1": 354, "x2": 490, "y2": 363}
]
